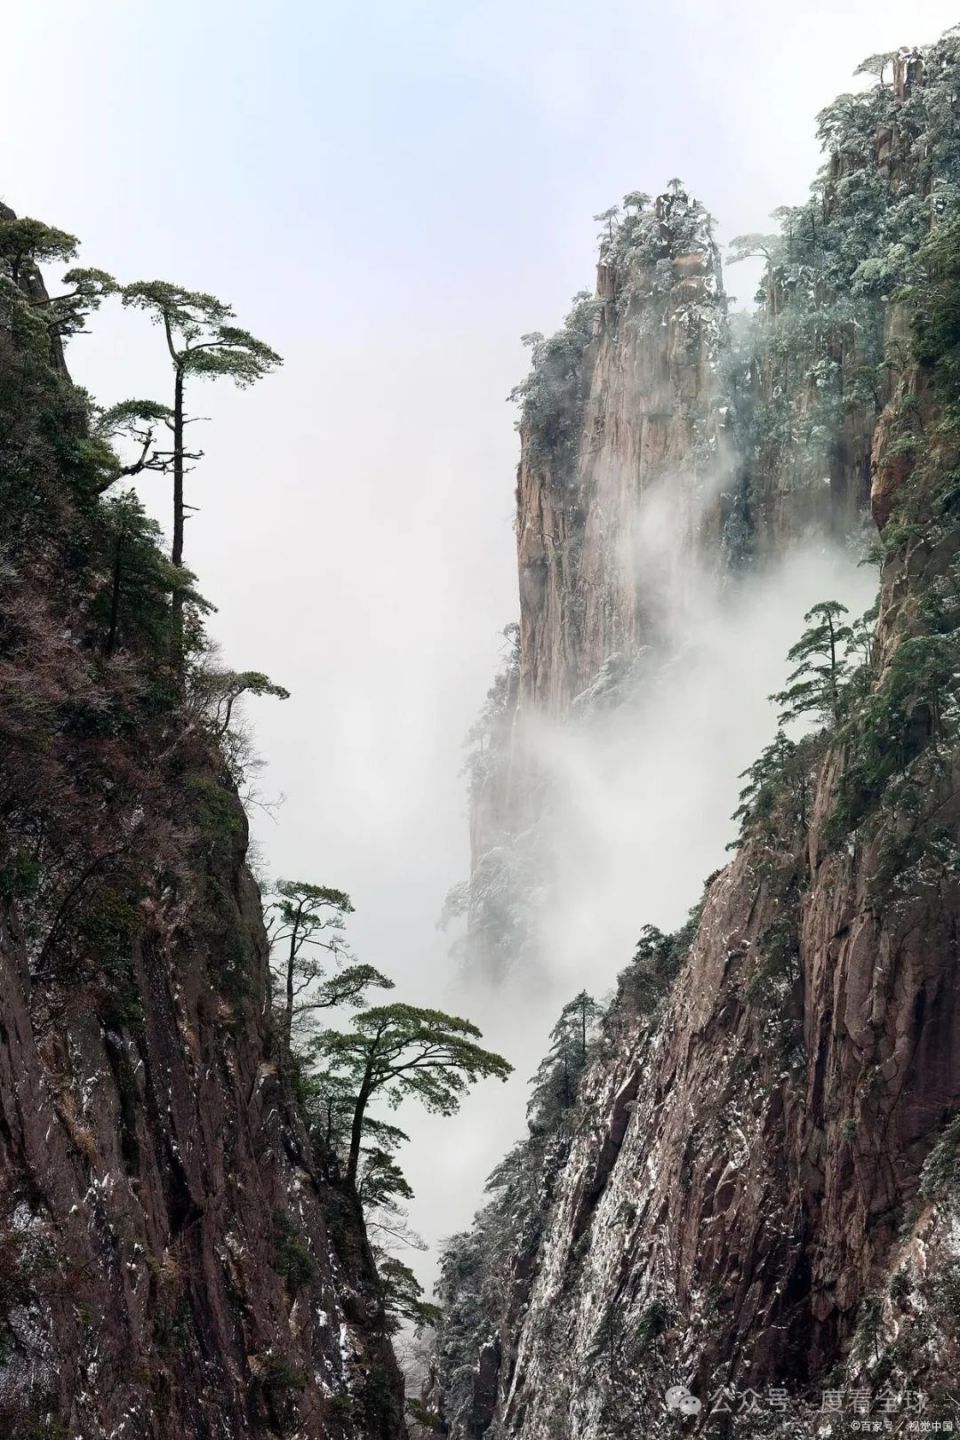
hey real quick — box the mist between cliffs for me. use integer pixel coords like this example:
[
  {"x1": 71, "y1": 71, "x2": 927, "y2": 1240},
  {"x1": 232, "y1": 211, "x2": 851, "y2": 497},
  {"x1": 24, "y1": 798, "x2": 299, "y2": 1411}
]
[{"x1": 395, "y1": 480, "x2": 878, "y2": 1282}]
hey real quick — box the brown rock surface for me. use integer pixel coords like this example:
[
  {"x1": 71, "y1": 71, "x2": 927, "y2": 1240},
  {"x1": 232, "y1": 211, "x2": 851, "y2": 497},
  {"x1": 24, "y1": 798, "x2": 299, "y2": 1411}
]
[{"x1": 0, "y1": 209, "x2": 406, "y2": 1440}]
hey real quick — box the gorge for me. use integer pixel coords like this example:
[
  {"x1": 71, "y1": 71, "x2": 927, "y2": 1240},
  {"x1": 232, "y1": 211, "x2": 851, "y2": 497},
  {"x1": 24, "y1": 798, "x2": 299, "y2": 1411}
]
[{"x1": 4, "y1": 20, "x2": 960, "y2": 1440}]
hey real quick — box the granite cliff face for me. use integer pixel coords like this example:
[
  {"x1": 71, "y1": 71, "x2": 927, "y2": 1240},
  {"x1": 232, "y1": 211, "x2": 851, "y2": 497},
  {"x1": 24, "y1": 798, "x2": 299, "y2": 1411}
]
[
  {"x1": 515, "y1": 189, "x2": 729, "y2": 714},
  {"x1": 440, "y1": 30, "x2": 960, "y2": 1437},
  {"x1": 0, "y1": 787, "x2": 405, "y2": 1440},
  {"x1": 485, "y1": 490, "x2": 960, "y2": 1433},
  {"x1": 0, "y1": 214, "x2": 405, "y2": 1439},
  {"x1": 464, "y1": 48, "x2": 945, "y2": 968},
  {"x1": 464, "y1": 151, "x2": 889, "y2": 966},
  {"x1": 461, "y1": 350, "x2": 960, "y2": 1436},
  {"x1": 463, "y1": 192, "x2": 734, "y2": 970}
]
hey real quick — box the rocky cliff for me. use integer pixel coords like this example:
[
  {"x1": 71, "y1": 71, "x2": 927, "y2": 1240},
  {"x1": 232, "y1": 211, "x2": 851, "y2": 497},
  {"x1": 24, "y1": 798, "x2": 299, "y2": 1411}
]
[
  {"x1": 439, "y1": 28, "x2": 960, "y2": 1437},
  {"x1": 0, "y1": 214, "x2": 406, "y2": 1439},
  {"x1": 460, "y1": 43, "x2": 957, "y2": 977},
  {"x1": 514, "y1": 188, "x2": 728, "y2": 714}
]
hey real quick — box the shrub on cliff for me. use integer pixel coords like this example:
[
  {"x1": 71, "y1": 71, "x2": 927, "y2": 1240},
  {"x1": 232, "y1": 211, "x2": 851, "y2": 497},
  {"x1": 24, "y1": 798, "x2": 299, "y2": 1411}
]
[{"x1": 509, "y1": 292, "x2": 601, "y2": 471}]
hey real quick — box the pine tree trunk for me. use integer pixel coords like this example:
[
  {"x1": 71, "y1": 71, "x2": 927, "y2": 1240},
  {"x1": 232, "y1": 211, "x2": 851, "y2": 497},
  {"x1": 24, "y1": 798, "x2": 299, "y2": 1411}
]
[
  {"x1": 284, "y1": 936, "x2": 296, "y2": 1057},
  {"x1": 172, "y1": 367, "x2": 184, "y2": 569},
  {"x1": 347, "y1": 1069, "x2": 375, "y2": 1187},
  {"x1": 171, "y1": 366, "x2": 185, "y2": 652}
]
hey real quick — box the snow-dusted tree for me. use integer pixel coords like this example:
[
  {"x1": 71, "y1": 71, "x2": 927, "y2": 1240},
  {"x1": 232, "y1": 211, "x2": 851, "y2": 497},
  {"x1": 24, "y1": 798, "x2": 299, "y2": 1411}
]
[
  {"x1": 770, "y1": 601, "x2": 854, "y2": 727},
  {"x1": 731, "y1": 730, "x2": 811, "y2": 842},
  {"x1": 593, "y1": 205, "x2": 620, "y2": 245},
  {"x1": 527, "y1": 990, "x2": 601, "y2": 1131},
  {"x1": 265, "y1": 880, "x2": 392, "y2": 1054},
  {"x1": 855, "y1": 50, "x2": 897, "y2": 87},
  {"x1": 727, "y1": 232, "x2": 781, "y2": 266}
]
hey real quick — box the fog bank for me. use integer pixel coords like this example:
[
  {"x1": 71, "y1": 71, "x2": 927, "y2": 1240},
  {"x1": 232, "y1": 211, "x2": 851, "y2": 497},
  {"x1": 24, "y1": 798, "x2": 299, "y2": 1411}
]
[{"x1": 398, "y1": 535, "x2": 876, "y2": 1283}]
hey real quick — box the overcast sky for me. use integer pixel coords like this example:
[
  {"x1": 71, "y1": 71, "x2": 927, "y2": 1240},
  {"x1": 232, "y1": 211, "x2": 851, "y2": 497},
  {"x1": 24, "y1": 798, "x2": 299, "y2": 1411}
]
[{"x1": 4, "y1": 0, "x2": 957, "y2": 1269}]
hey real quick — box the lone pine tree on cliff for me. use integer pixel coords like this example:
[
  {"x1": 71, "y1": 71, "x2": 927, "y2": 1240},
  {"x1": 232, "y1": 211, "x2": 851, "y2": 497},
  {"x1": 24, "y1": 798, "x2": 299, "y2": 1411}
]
[
  {"x1": 528, "y1": 989, "x2": 601, "y2": 1128},
  {"x1": 771, "y1": 600, "x2": 853, "y2": 727},
  {"x1": 265, "y1": 879, "x2": 393, "y2": 1054},
  {"x1": 311, "y1": 1004, "x2": 512, "y2": 1187},
  {"x1": 120, "y1": 281, "x2": 281, "y2": 595}
]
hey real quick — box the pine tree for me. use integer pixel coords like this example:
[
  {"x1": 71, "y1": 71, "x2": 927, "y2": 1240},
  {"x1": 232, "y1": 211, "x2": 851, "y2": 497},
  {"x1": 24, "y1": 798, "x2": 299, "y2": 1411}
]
[
  {"x1": 120, "y1": 282, "x2": 281, "y2": 598},
  {"x1": 855, "y1": 51, "x2": 897, "y2": 88},
  {"x1": 377, "y1": 1256, "x2": 441, "y2": 1334},
  {"x1": 770, "y1": 601, "x2": 854, "y2": 726},
  {"x1": 0, "y1": 217, "x2": 78, "y2": 287},
  {"x1": 527, "y1": 990, "x2": 601, "y2": 1132},
  {"x1": 312, "y1": 1005, "x2": 512, "y2": 1186},
  {"x1": 731, "y1": 730, "x2": 808, "y2": 839},
  {"x1": 265, "y1": 881, "x2": 393, "y2": 1054},
  {"x1": 95, "y1": 491, "x2": 195, "y2": 659}
]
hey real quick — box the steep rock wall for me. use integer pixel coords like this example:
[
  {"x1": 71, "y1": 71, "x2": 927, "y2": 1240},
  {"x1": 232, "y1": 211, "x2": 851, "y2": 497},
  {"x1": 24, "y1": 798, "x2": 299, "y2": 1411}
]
[
  {"x1": 463, "y1": 194, "x2": 733, "y2": 967},
  {"x1": 516, "y1": 191, "x2": 729, "y2": 714},
  {"x1": 494, "y1": 721, "x2": 960, "y2": 1437},
  {"x1": 0, "y1": 212, "x2": 406, "y2": 1440},
  {"x1": 0, "y1": 787, "x2": 405, "y2": 1440},
  {"x1": 445, "y1": 287, "x2": 960, "y2": 1439},
  {"x1": 443, "y1": 28, "x2": 960, "y2": 1436}
]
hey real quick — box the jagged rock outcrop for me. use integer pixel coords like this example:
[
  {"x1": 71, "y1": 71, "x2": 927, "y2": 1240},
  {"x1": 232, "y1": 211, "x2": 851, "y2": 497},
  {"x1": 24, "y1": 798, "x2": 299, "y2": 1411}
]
[
  {"x1": 515, "y1": 189, "x2": 729, "y2": 714},
  {"x1": 462, "y1": 192, "x2": 733, "y2": 969},
  {"x1": 461, "y1": 36, "x2": 960, "y2": 979}
]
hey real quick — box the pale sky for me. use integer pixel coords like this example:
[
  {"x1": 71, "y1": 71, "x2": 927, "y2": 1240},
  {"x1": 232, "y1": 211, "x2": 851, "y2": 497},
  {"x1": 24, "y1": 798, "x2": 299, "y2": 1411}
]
[{"x1": 4, "y1": 0, "x2": 957, "y2": 1273}]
